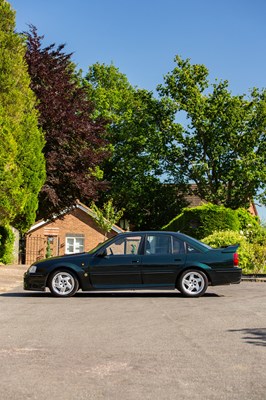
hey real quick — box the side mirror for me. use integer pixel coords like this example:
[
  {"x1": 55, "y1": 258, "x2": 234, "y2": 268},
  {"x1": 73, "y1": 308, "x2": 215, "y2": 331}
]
[{"x1": 97, "y1": 249, "x2": 107, "y2": 257}]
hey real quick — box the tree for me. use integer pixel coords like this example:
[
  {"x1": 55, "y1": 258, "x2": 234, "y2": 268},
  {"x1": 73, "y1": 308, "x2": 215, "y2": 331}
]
[
  {"x1": 158, "y1": 55, "x2": 266, "y2": 209},
  {"x1": 0, "y1": 1, "x2": 45, "y2": 231},
  {"x1": 25, "y1": 27, "x2": 109, "y2": 221},
  {"x1": 91, "y1": 199, "x2": 124, "y2": 238},
  {"x1": 85, "y1": 63, "x2": 186, "y2": 229}
]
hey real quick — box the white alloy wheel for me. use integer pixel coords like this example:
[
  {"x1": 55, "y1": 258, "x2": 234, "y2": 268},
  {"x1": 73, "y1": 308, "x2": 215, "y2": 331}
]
[
  {"x1": 49, "y1": 270, "x2": 78, "y2": 297},
  {"x1": 178, "y1": 270, "x2": 208, "y2": 297}
]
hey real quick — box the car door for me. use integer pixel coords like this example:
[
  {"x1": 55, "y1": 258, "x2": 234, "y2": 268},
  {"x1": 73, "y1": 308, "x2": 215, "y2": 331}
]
[
  {"x1": 141, "y1": 233, "x2": 186, "y2": 288},
  {"x1": 89, "y1": 234, "x2": 143, "y2": 288}
]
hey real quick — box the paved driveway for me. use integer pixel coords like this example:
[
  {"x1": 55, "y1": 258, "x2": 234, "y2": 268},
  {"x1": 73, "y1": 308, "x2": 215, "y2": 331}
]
[{"x1": 0, "y1": 283, "x2": 265, "y2": 400}]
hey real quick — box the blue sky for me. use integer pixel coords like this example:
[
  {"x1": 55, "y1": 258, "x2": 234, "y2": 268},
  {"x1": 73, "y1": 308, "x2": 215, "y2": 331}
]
[{"x1": 9, "y1": 0, "x2": 266, "y2": 220}]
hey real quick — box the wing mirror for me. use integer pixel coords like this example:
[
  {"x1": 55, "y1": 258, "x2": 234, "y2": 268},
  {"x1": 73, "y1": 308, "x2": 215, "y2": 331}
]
[{"x1": 97, "y1": 249, "x2": 107, "y2": 257}]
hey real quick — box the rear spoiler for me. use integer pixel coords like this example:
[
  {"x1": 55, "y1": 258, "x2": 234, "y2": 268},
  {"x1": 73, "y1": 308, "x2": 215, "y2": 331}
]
[{"x1": 221, "y1": 244, "x2": 239, "y2": 253}]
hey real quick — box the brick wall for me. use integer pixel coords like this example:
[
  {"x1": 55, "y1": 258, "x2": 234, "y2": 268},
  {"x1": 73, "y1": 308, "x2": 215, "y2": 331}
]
[{"x1": 25, "y1": 208, "x2": 117, "y2": 264}]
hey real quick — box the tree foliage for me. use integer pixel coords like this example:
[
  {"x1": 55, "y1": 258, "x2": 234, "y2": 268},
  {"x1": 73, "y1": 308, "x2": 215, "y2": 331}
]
[
  {"x1": 25, "y1": 27, "x2": 109, "y2": 220},
  {"x1": 158, "y1": 55, "x2": 266, "y2": 209},
  {"x1": 0, "y1": 1, "x2": 45, "y2": 231},
  {"x1": 85, "y1": 63, "x2": 186, "y2": 229},
  {"x1": 91, "y1": 199, "x2": 124, "y2": 237}
]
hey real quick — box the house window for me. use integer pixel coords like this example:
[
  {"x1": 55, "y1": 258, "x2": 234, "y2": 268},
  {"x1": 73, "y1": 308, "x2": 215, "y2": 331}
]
[{"x1": 65, "y1": 234, "x2": 84, "y2": 254}]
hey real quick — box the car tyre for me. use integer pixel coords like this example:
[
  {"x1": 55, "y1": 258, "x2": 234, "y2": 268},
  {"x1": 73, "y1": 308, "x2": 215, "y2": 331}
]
[
  {"x1": 177, "y1": 269, "x2": 208, "y2": 297},
  {"x1": 48, "y1": 270, "x2": 79, "y2": 297}
]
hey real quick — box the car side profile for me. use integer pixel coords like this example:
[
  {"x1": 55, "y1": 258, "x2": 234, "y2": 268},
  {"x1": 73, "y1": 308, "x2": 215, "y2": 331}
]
[{"x1": 24, "y1": 231, "x2": 242, "y2": 298}]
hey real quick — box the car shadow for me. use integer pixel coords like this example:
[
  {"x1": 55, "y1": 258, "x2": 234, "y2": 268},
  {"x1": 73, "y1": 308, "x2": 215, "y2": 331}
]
[
  {"x1": 0, "y1": 290, "x2": 221, "y2": 298},
  {"x1": 75, "y1": 291, "x2": 221, "y2": 298}
]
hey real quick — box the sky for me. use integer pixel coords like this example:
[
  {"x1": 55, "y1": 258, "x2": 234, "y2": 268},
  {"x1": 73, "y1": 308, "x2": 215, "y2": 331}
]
[{"x1": 8, "y1": 0, "x2": 266, "y2": 220}]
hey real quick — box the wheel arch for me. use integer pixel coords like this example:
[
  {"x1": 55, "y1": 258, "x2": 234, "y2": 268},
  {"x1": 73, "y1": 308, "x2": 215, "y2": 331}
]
[
  {"x1": 175, "y1": 264, "x2": 212, "y2": 288},
  {"x1": 46, "y1": 265, "x2": 82, "y2": 290}
]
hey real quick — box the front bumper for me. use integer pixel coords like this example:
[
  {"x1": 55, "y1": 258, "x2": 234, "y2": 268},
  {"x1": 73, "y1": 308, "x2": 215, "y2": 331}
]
[{"x1": 24, "y1": 272, "x2": 46, "y2": 292}]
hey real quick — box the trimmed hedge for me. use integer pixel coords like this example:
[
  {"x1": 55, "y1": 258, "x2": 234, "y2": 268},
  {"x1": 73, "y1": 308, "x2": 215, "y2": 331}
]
[{"x1": 163, "y1": 203, "x2": 240, "y2": 239}]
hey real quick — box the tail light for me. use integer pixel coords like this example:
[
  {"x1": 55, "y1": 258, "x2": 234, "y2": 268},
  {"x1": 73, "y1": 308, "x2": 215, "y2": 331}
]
[{"x1": 233, "y1": 253, "x2": 239, "y2": 266}]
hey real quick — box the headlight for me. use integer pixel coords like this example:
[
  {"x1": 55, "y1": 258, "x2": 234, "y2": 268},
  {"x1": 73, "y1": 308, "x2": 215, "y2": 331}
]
[{"x1": 28, "y1": 265, "x2": 37, "y2": 273}]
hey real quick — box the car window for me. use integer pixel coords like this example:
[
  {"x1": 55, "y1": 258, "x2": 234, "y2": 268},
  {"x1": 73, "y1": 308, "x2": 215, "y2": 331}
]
[
  {"x1": 173, "y1": 237, "x2": 185, "y2": 254},
  {"x1": 105, "y1": 236, "x2": 142, "y2": 256},
  {"x1": 186, "y1": 243, "x2": 201, "y2": 253},
  {"x1": 145, "y1": 235, "x2": 185, "y2": 255},
  {"x1": 145, "y1": 235, "x2": 172, "y2": 255}
]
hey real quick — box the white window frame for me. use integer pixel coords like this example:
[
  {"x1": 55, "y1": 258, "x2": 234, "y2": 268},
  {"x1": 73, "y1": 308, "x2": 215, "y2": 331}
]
[{"x1": 65, "y1": 234, "x2": 84, "y2": 254}]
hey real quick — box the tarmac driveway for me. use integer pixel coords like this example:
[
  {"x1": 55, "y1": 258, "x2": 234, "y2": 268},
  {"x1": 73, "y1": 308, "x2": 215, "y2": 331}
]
[{"x1": 0, "y1": 281, "x2": 265, "y2": 400}]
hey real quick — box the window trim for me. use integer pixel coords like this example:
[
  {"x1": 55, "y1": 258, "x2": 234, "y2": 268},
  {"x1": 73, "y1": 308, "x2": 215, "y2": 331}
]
[
  {"x1": 103, "y1": 235, "x2": 143, "y2": 256},
  {"x1": 65, "y1": 234, "x2": 85, "y2": 254}
]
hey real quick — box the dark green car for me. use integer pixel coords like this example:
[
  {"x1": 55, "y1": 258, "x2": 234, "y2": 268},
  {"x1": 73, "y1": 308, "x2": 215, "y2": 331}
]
[{"x1": 24, "y1": 231, "x2": 241, "y2": 298}]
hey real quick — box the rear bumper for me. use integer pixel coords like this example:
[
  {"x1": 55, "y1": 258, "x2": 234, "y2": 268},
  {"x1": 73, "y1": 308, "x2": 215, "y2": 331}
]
[
  {"x1": 24, "y1": 272, "x2": 46, "y2": 292},
  {"x1": 208, "y1": 268, "x2": 242, "y2": 286}
]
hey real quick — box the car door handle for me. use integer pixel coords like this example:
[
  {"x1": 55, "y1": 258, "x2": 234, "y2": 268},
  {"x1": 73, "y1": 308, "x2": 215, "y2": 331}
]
[
  {"x1": 132, "y1": 260, "x2": 140, "y2": 264},
  {"x1": 174, "y1": 259, "x2": 182, "y2": 262}
]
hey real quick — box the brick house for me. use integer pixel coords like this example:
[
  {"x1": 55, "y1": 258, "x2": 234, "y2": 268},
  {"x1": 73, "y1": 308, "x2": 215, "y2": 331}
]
[{"x1": 24, "y1": 201, "x2": 124, "y2": 265}]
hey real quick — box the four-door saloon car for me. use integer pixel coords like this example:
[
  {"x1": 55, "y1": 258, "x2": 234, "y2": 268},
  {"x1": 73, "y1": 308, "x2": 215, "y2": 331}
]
[{"x1": 24, "y1": 231, "x2": 241, "y2": 298}]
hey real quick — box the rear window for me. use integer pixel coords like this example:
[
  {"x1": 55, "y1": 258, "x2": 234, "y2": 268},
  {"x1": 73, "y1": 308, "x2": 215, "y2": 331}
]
[{"x1": 178, "y1": 233, "x2": 212, "y2": 252}]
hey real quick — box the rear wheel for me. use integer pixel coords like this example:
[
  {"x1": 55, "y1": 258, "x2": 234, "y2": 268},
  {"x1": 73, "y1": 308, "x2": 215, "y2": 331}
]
[
  {"x1": 48, "y1": 270, "x2": 78, "y2": 297},
  {"x1": 177, "y1": 270, "x2": 208, "y2": 297}
]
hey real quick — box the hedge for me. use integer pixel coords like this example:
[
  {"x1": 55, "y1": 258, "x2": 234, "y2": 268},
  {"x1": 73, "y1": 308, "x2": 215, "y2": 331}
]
[{"x1": 163, "y1": 203, "x2": 240, "y2": 239}]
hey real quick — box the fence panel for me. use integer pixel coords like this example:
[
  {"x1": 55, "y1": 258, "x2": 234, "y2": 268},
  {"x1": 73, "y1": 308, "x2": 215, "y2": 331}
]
[{"x1": 24, "y1": 235, "x2": 59, "y2": 265}]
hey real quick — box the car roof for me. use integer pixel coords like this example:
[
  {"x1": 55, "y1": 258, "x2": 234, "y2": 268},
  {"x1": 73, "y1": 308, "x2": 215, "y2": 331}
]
[
  {"x1": 117, "y1": 231, "x2": 210, "y2": 251},
  {"x1": 117, "y1": 231, "x2": 189, "y2": 240},
  {"x1": 119, "y1": 230, "x2": 183, "y2": 234}
]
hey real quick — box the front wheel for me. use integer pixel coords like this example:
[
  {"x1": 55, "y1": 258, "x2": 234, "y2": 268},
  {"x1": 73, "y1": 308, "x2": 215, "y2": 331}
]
[
  {"x1": 48, "y1": 270, "x2": 79, "y2": 297},
  {"x1": 177, "y1": 270, "x2": 208, "y2": 297}
]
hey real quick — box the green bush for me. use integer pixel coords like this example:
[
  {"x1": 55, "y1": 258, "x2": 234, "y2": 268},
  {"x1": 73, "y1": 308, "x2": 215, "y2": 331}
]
[
  {"x1": 250, "y1": 243, "x2": 266, "y2": 274},
  {"x1": 45, "y1": 240, "x2": 52, "y2": 259},
  {"x1": 237, "y1": 208, "x2": 260, "y2": 230},
  {"x1": 163, "y1": 203, "x2": 240, "y2": 239},
  {"x1": 236, "y1": 208, "x2": 265, "y2": 243},
  {"x1": 202, "y1": 230, "x2": 266, "y2": 274},
  {"x1": 0, "y1": 225, "x2": 15, "y2": 264}
]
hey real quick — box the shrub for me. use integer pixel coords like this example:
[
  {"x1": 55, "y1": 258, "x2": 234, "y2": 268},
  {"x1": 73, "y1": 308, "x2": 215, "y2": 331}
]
[
  {"x1": 237, "y1": 208, "x2": 260, "y2": 230},
  {"x1": 250, "y1": 244, "x2": 266, "y2": 274},
  {"x1": 163, "y1": 203, "x2": 240, "y2": 239},
  {"x1": 236, "y1": 208, "x2": 265, "y2": 243},
  {"x1": 45, "y1": 240, "x2": 52, "y2": 259},
  {"x1": 0, "y1": 225, "x2": 15, "y2": 264}
]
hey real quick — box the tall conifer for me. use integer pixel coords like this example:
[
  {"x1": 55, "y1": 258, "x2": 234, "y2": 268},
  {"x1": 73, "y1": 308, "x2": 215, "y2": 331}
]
[{"x1": 0, "y1": 0, "x2": 45, "y2": 231}]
